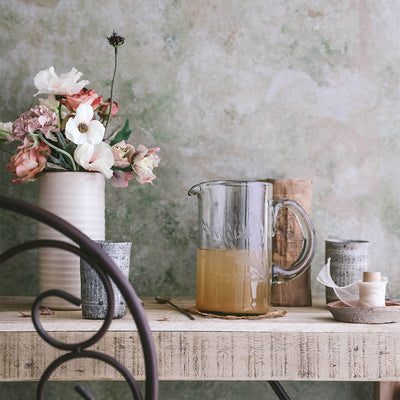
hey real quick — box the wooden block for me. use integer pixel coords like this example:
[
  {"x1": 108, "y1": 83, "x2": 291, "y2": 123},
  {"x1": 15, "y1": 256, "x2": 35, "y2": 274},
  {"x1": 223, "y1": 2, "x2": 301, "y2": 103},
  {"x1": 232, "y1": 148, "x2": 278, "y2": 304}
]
[{"x1": 263, "y1": 179, "x2": 313, "y2": 306}]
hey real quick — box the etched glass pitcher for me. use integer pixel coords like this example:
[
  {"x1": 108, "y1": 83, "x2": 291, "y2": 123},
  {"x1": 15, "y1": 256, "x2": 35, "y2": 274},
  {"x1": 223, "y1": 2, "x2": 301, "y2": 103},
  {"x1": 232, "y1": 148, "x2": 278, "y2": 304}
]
[{"x1": 189, "y1": 180, "x2": 316, "y2": 315}]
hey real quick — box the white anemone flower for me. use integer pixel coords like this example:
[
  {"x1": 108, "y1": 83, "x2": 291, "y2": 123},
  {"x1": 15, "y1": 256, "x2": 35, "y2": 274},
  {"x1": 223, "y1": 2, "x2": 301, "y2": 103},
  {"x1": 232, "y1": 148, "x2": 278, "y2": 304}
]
[
  {"x1": 74, "y1": 142, "x2": 114, "y2": 178},
  {"x1": 65, "y1": 104, "x2": 105, "y2": 145},
  {"x1": 34, "y1": 66, "x2": 89, "y2": 96}
]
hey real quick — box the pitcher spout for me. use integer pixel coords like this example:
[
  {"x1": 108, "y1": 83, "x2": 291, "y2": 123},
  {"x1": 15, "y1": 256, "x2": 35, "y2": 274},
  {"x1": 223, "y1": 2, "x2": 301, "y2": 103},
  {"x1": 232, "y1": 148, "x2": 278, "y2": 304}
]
[{"x1": 188, "y1": 183, "x2": 201, "y2": 196}]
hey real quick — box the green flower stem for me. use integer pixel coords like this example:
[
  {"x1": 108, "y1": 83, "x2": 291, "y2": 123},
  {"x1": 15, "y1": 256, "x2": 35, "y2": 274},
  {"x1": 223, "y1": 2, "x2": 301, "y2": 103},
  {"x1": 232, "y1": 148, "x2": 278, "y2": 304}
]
[
  {"x1": 38, "y1": 132, "x2": 78, "y2": 171},
  {"x1": 105, "y1": 47, "x2": 118, "y2": 129},
  {"x1": 58, "y1": 104, "x2": 63, "y2": 132}
]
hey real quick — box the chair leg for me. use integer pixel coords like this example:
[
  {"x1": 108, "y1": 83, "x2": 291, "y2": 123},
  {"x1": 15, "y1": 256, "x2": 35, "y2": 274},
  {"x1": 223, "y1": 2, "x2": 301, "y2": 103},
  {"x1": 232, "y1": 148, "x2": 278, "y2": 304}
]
[{"x1": 268, "y1": 381, "x2": 292, "y2": 400}]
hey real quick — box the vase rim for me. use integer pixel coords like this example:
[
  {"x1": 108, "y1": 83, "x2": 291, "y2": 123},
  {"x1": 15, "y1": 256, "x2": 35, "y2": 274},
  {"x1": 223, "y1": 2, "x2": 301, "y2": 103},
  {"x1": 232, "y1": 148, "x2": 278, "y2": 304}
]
[{"x1": 39, "y1": 171, "x2": 106, "y2": 181}]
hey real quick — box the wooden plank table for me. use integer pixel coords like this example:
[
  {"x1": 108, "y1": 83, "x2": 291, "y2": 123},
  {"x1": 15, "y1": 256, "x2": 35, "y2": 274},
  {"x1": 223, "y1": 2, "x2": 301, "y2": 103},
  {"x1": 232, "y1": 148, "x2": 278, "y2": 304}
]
[{"x1": 0, "y1": 296, "x2": 399, "y2": 396}]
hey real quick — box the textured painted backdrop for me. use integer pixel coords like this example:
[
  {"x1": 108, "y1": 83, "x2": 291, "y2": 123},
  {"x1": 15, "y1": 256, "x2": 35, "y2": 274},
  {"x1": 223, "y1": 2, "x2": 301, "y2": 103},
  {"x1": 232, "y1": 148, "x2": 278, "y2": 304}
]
[{"x1": 1, "y1": 0, "x2": 399, "y2": 399}]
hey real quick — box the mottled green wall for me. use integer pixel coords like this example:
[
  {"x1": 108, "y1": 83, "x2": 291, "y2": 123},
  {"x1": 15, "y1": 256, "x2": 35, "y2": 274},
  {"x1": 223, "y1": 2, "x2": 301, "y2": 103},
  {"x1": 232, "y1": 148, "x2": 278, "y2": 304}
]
[{"x1": 1, "y1": 0, "x2": 399, "y2": 399}]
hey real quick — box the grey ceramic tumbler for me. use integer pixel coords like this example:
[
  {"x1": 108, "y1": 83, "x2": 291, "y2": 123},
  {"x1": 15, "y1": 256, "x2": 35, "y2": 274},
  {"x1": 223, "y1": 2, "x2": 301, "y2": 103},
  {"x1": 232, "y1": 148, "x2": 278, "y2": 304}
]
[
  {"x1": 80, "y1": 240, "x2": 132, "y2": 319},
  {"x1": 325, "y1": 239, "x2": 370, "y2": 303}
]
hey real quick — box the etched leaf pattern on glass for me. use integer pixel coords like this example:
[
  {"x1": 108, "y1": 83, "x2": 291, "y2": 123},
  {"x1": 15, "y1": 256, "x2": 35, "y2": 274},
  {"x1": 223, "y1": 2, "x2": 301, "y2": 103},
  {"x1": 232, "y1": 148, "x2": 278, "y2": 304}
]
[
  {"x1": 201, "y1": 218, "x2": 268, "y2": 285},
  {"x1": 201, "y1": 218, "x2": 265, "y2": 250}
]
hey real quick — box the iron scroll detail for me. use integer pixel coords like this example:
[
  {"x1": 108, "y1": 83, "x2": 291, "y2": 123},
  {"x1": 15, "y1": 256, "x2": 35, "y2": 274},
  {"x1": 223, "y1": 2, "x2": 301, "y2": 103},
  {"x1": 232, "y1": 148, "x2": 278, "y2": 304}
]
[{"x1": 0, "y1": 195, "x2": 158, "y2": 400}]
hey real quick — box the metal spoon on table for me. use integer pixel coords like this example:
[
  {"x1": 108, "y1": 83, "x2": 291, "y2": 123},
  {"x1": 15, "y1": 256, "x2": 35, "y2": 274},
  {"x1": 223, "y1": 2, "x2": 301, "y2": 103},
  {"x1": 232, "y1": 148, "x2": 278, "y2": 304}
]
[{"x1": 155, "y1": 296, "x2": 195, "y2": 320}]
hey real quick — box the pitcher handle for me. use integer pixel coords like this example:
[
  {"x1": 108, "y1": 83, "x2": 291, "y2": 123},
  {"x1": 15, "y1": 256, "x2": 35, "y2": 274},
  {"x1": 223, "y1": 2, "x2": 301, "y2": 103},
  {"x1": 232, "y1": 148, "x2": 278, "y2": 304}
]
[{"x1": 271, "y1": 199, "x2": 316, "y2": 284}]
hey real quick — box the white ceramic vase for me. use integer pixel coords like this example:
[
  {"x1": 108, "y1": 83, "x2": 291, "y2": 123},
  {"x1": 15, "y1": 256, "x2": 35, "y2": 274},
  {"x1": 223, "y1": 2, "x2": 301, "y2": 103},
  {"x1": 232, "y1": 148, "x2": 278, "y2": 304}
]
[{"x1": 38, "y1": 172, "x2": 105, "y2": 310}]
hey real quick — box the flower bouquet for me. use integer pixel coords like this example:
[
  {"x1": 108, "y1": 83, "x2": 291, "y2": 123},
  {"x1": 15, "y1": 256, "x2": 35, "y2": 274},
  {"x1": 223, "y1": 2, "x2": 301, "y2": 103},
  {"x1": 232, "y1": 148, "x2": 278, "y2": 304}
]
[{"x1": 0, "y1": 32, "x2": 160, "y2": 188}]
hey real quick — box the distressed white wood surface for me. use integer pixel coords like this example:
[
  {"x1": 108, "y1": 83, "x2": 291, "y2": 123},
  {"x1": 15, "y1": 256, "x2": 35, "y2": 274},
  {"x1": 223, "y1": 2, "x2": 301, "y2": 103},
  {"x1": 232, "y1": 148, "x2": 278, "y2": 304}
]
[{"x1": 1, "y1": 296, "x2": 399, "y2": 382}]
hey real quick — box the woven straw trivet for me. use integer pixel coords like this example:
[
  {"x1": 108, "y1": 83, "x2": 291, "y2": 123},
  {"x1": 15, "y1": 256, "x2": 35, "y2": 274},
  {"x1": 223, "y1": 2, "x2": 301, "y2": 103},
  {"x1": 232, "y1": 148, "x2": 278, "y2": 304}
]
[{"x1": 183, "y1": 306, "x2": 287, "y2": 320}]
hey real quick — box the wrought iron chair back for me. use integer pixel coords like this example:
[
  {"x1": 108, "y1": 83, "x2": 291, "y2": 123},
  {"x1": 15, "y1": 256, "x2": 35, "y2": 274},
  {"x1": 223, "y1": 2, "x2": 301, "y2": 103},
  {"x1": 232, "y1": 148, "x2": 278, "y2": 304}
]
[{"x1": 0, "y1": 195, "x2": 158, "y2": 400}]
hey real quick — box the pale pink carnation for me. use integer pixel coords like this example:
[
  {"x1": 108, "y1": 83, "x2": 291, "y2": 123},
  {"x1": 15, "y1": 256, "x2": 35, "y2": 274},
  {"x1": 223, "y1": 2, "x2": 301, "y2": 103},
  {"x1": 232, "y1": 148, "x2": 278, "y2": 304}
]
[
  {"x1": 13, "y1": 105, "x2": 58, "y2": 141},
  {"x1": 111, "y1": 140, "x2": 135, "y2": 168},
  {"x1": 6, "y1": 140, "x2": 50, "y2": 183},
  {"x1": 132, "y1": 145, "x2": 160, "y2": 184}
]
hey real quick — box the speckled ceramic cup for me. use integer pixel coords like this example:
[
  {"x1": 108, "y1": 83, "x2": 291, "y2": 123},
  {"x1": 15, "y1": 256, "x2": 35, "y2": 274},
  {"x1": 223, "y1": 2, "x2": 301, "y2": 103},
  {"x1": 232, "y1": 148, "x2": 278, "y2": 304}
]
[
  {"x1": 80, "y1": 241, "x2": 132, "y2": 319},
  {"x1": 325, "y1": 239, "x2": 370, "y2": 304}
]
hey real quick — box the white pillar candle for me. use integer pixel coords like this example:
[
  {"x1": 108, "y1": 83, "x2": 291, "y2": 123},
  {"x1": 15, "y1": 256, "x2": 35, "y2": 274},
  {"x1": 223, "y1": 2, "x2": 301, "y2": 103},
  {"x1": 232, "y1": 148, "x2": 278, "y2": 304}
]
[{"x1": 358, "y1": 272, "x2": 387, "y2": 307}]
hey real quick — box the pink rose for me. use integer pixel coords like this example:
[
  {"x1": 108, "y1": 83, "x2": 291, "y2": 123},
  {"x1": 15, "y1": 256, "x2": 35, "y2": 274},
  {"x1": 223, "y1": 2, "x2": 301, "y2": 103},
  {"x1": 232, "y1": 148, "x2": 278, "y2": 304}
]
[
  {"x1": 62, "y1": 88, "x2": 103, "y2": 112},
  {"x1": 111, "y1": 140, "x2": 135, "y2": 168},
  {"x1": 13, "y1": 105, "x2": 58, "y2": 141},
  {"x1": 132, "y1": 145, "x2": 160, "y2": 184},
  {"x1": 6, "y1": 140, "x2": 50, "y2": 183}
]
